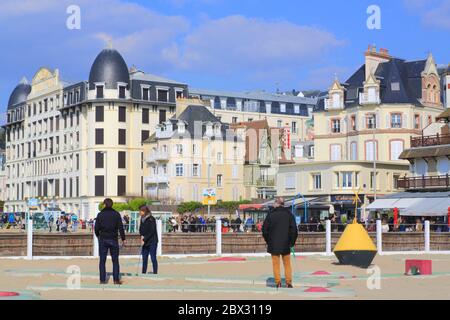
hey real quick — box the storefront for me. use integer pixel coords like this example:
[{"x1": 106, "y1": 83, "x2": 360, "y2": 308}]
[{"x1": 331, "y1": 194, "x2": 365, "y2": 222}]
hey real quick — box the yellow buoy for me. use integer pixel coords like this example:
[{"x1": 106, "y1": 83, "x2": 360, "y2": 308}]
[{"x1": 333, "y1": 219, "x2": 377, "y2": 268}]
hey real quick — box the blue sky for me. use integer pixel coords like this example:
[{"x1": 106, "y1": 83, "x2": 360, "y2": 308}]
[{"x1": 0, "y1": 0, "x2": 449, "y2": 115}]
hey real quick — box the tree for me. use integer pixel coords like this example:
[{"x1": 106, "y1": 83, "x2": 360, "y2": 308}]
[{"x1": 177, "y1": 202, "x2": 203, "y2": 214}]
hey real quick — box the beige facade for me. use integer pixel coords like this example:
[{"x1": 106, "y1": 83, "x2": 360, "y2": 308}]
[
  {"x1": 143, "y1": 104, "x2": 245, "y2": 204},
  {"x1": 277, "y1": 161, "x2": 408, "y2": 204},
  {"x1": 4, "y1": 49, "x2": 184, "y2": 218},
  {"x1": 275, "y1": 47, "x2": 446, "y2": 219}
]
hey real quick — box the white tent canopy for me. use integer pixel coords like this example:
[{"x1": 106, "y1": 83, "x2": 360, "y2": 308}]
[
  {"x1": 402, "y1": 198, "x2": 450, "y2": 217},
  {"x1": 367, "y1": 197, "x2": 450, "y2": 217}
]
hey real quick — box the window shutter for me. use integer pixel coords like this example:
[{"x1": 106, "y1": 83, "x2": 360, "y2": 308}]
[
  {"x1": 375, "y1": 113, "x2": 380, "y2": 129},
  {"x1": 361, "y1": 116, "x2": 365, "y2": 130},
  {"x1": 402, "y1": 114, "x2": 408, "y2": 129},
  {"x1": 386, "y1": 114, "x2": 390, "y2": 128}
]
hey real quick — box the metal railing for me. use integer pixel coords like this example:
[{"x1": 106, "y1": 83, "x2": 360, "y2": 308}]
[
  {"x1": 411, "y1": 133, "x2": 450, "y2": 148},
  {"x1": 397, "y1": 174, "x2": 450, "y2": 190}
]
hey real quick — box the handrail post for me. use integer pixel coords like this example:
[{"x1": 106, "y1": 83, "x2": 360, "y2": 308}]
[
  {"x1": 216, "y1": 218, "x2": 222, "y2": 256},
  {"x1": 157, "y1": 219, "x2": 162, "y2": 256},
  {"x1": 325, "y1": 220, "x2": 332, "y2": 256},
  {"x1": 26, "y1": 217, "x2": 33, "y2": 260},
  {"x1": 424, "y1": 220, "x2": 430, "y2": 253},
  {"x1": 376, "y1": 219, "x2": 383, "y2": 255}
]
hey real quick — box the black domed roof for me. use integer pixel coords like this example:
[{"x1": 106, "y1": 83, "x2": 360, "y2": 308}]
[
  {"x1": 8, "y1": 79, "x2": 31, "y2": 110},
  {"x1": 88, "y1": 49, "x2": 130, "y2": 90}
]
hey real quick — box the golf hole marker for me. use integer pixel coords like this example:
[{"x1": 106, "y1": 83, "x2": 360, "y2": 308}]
[{"x1": 334, "y1": 219, "x2": 377, "y2": 268}]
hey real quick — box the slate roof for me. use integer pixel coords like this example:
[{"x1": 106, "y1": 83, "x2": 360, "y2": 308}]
[
  {"x1": 190, "y1": 88, "x2": 317, "y2": 105},
  {"x1": 144, "y1": 105, "x2": 241, "y2": 143},
  {"x1": 130, "y1": 71, "x2": 187, "y2": 85},
  {"x1": 88, "y1": 49, "x2": 130, "y2": 90},
  {"x1": 315, "y1": 57, "x2": 437, "y2": 112},
  {"x1": 8, "y1": 81, "x2": 31, "y2": 110}
]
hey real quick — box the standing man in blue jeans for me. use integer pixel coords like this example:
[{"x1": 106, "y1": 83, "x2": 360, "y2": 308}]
[
  {"x1": 95, "y1": 198, "x2": 126, "y2": 285},
  {"x1": 138, "y1": 205, "x2": 158, "y2": 274}
]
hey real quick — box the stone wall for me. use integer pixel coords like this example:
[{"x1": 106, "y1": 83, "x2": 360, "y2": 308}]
[{"x1": 0, "y1": 232, "x2": 449, "y2": 257}]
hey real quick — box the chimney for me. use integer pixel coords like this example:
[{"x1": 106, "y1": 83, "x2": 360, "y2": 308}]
[{"x1": 365, "y1": 45, "x2": 391, "y2": 80}]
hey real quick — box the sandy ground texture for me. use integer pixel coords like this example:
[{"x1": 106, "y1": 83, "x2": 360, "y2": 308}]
[{"x1": 1, "y1": 253, "x2": 450, "y2": 300}]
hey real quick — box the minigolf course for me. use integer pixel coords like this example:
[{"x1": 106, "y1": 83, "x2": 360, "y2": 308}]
[{"x1": 2, "y1": 253, "x2": 450, "y2": 300}]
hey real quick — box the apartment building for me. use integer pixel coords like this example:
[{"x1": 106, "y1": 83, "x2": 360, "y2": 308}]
[
  {"x1": 188, "y1": 88, "x2": 317, "y2": 161},
  {"x1": 4, "y1": 48, "x2": 188, "y2": 218},
  {"x1": 142, "y1": 104, "x2": 245, "y2": 203},
  {"x1": 276, "y1": 46, "x2": 447, "y2": 220}
]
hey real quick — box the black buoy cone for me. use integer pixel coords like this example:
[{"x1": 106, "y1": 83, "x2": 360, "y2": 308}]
[{"x1": 333, "y1": 219, "x2": 377, "y2": 268}]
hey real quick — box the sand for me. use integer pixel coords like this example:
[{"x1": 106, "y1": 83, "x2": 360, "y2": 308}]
[{"x1": 1, "y1": 253, "x2": 450, "y2": 300}]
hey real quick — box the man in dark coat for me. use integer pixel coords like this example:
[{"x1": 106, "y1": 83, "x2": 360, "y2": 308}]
[
  {"x1": 262, "y1": 197, "x2": 298, "y2": 288},
  {"x1": 95, "y1": 198, "x2": 126, "y2": 285}
]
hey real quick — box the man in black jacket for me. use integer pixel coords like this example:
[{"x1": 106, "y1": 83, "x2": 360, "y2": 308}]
[
  {"x1": 95, "y1": 198, "x2": 126, "y2": 285},
  {"x1": 262, "y1": 197, "x2": 298, "y2": 288},
  {"x1": 138, "y1": 205, "x2": 158, "y2": 274}
]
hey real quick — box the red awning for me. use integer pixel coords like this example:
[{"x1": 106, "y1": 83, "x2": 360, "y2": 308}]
[{"x1": 239, "y1": 204, "x2": 265, "y2": 210}]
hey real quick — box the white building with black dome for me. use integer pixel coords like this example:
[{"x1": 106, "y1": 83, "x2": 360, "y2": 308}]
[{"x1": 3, "y1": 48, "x2": 187, "y2": 218}]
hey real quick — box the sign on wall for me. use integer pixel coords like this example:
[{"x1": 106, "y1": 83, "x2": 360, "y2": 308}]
[
  {"x1": 27, "y1": 198, "x2": 39, "y2": 210},
  {"x1": 202, "y1": 188, "x2": 217, "y2": 206}
]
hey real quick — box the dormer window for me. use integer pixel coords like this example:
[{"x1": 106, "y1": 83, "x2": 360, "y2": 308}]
[
  {"x1": 178, "y1": 122, "x2": 186, "y2": 134},
  {"x1": 175, "y1": 88, "x2": 184, "y2": 99},
  {"x1": 119, "y1": 85, "x2": 126, "y2": 99},
  {"x1": 157, "y1": 88, "x2": 169, "y2": 102},
  {"x1": 205, "y1": 123, "x2": 213, "y2": 136},
  {"x1": 96, "y1": 85, "x2": 104, "y2": 99},
  {"x1": 332, "y1": 93, "x2": 340, "y2": 108},
  {"x1": 142, "y1": 87, "x2": 150, "y2": 101},
  {"x1": 214, "y1": 124, "x2": 221, "y2": 136},
  {"x1": 325, "y1": 79, "x2": 345, "y2": 110}
]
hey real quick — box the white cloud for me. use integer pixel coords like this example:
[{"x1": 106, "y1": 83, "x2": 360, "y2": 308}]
[
  {"x1": 0, "y1": 0, "x2": 345, "y2": 108},
  {"x1": 423, "y1": 0, "x2": 450, "y2": 29},
  {"x1": 171, "y1": 15, "x2": 345, "y2": 74},
  {"x1": 0, "y1": 0, "x2": 60, "y2": 16},
  {"x1": 299, "y1": 66, "x2": 350, "y2": 91},
  {"x1": 403, "y1": 0, "x2": 450, "y2": 30}
]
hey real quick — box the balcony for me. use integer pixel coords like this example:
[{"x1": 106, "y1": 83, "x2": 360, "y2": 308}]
[
  {"x1": 359, "y1": 92, "x2": 380, "y2": 105},
  {"x1": 324, "y1": 98, "x2": 344, "y2": 110},
  {"x1": 397, "y1": 175, "x2": 450, "y2": 190},
  {"x1": 144, "y1": 175, "x2": 170, "y2": 185},
  {"x1": 410, "y1": 133, "x2": 450, "y2": 148},
  {"x1": 256, "y1": 179, "x2": 276, "y2": 187},
  {"x1": 146, "y1": 151, "x2": 170, "y2": 163}
]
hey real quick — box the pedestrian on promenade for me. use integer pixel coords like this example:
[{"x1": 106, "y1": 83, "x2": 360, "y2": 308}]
[
  {"x1": 95, "y1": 198, "x2": 126, "y2": 285},
  {"x1": 139, "y1": 205, "x2": 158, "y2": 275},
  {"x1": 262, "y1": 197, "x2": 298, "y2": 289}
]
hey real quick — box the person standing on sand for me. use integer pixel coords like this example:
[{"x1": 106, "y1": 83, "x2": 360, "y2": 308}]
[
  {"x1": 262, "y1": 197, "x2": 298, "y2": 289},
  {"x1": 95, "y1": 198, "x2": 126, "y2": 285},
  {"x1": 138, "y1": 205, "x2": 158, "y2": 275}
]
